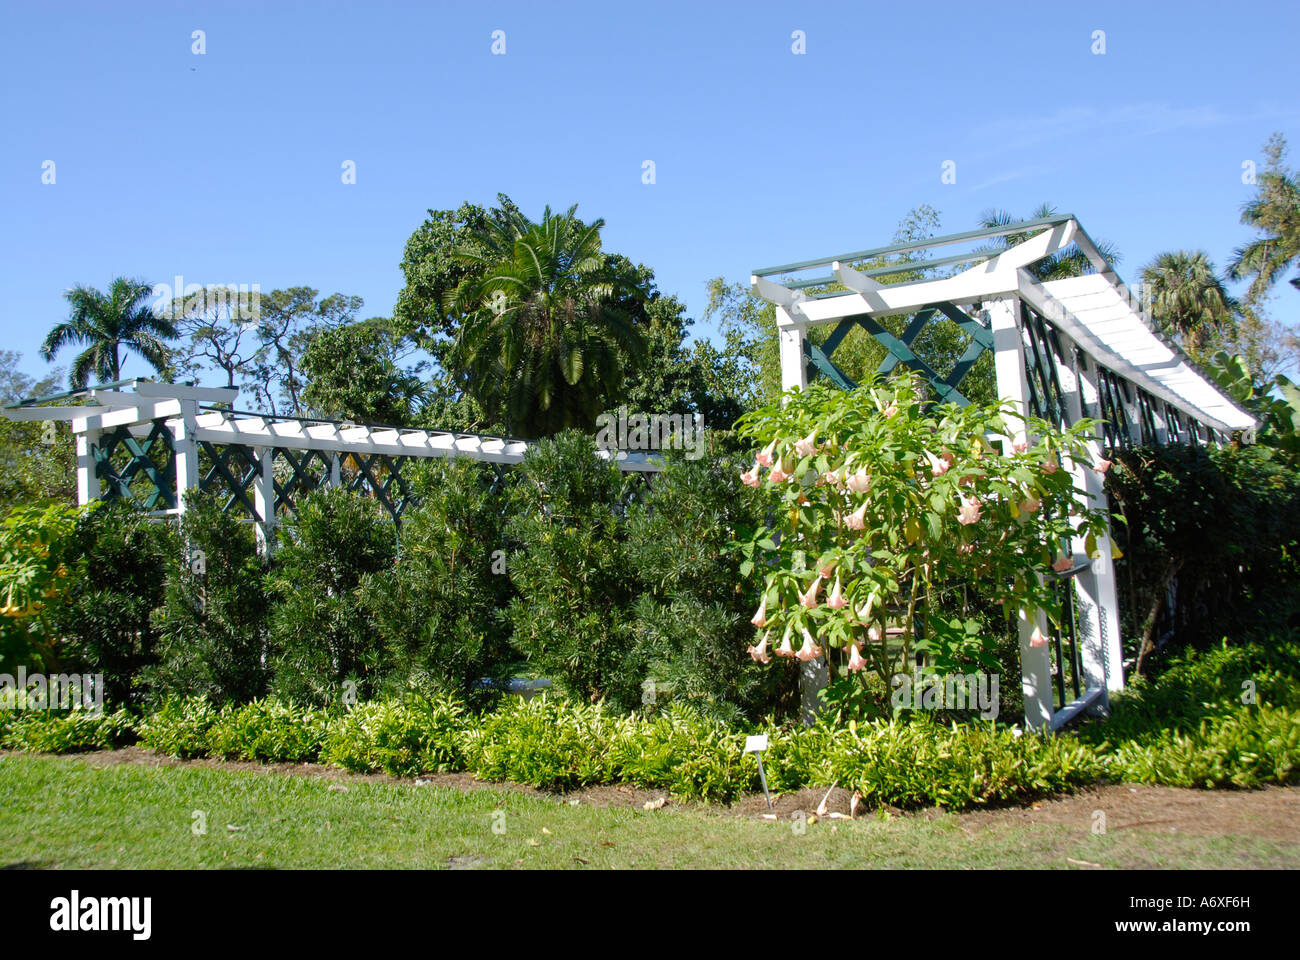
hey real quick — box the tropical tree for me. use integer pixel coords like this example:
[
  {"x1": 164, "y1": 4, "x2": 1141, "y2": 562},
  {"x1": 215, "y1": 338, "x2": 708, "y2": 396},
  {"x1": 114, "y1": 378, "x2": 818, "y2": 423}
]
[
  {"x1": 1229, "y1": 133, "x2": 1300, "y2": 305},
  {"x1": 445, "y1": 205, "x2": 647, "y2": 437},
  {"x1": 40, "y1": 277, "x2": 176, "y2": 388},
  {"x1": 1139, "y1": 251, "x2": 1239, "y2": 355},
  {"x1": 977, "y1": 204, "x2": 1121, "y2": 280}
]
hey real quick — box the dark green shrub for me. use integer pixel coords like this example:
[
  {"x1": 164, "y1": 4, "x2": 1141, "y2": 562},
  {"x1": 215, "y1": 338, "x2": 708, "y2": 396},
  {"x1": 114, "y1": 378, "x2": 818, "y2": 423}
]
[
  {"x1": 267, "y1": 487, "x2": 395, "y2": 705},
  {"x1": 45, "y1": 501, "x2": 174, "y2": 708},
  {"x1": 505, "y1": 432, "x2": 643, "y2": 709},
  {"x1": 359, "y1": 459, "x2": 512, "y2": 701},
  {"x1": 1107, "y1": 445, "x2": 1300, "y2": 671},
  {"x1": 322, "y1": 694, "x2": 469, "y2": 776},
  {"x1": 148, "y1": 491, "x2": 270, "y2": 705},
  {"x1": 624, "y1": 452, "x2": 796, "y2": 724}
]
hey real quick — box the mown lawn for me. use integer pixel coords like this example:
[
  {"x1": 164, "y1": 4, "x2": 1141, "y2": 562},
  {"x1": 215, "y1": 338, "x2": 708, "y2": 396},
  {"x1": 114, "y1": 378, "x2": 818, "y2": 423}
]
[{"x1": 2, "y1": 753, "x2": 1297, "y2": 869}]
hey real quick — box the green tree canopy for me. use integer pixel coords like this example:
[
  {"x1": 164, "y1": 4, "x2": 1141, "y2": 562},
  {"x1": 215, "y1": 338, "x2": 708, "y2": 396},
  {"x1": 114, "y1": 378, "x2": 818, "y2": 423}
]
[{"x1": 40, "y1": 277, "x2": 176, "y2": 388}]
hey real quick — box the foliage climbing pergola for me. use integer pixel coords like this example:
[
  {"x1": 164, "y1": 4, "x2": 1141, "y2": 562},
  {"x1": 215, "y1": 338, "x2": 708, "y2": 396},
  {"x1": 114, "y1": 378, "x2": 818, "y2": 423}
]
[{"x1": 751, "y1": 214, "x2": 1256, "y2": 731}]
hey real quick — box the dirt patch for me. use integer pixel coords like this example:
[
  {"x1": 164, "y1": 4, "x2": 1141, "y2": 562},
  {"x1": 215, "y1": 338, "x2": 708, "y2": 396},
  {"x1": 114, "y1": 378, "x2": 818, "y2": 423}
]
[{"x1": 16, "y1": 748, "x2": 1300, "y2": 843}]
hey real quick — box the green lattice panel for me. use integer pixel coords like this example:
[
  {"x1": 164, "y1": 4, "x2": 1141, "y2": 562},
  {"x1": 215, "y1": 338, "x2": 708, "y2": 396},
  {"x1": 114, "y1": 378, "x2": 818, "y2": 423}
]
[{"x1": 93, "y1": 420, "x2": 177, "y2": 510}]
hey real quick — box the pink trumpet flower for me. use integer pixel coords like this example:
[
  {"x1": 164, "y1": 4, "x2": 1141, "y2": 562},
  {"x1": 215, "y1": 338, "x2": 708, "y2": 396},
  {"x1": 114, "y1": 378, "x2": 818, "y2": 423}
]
[
  {"x1": 924, "y1": 450, "x2": 951, "y2": 476},
  {"x1": 846, "y1": 469, "x2": 870, "y2": 493},
  {"x1": 867, "y1": 625, "x2": 883, "y2": 643},
  {"x1": 750, "y1": 594, "x2": 769, "y2": 628},
  {"x1": 799, "y1": 577, "x2": 822, "y2": 609},
  {"x1": 794, "y1": 430, "x2": 818, "y2": 458},
  {"x1": 775, "y1": 630, "x2": 795, "y2": 658},
  {"x1": 1012, "y1": 439, "x2": 1029, "y2": 454},
  {"x1": 826, "y1": 576, "x2": 847, "y2": 609},
  {"x1": 1029, "y1": 625, "x2": 1049, "y2": 648},
  {"x1": 847, "y1": 642, "x2": 868, "y2": 672},
  {"x1": 1041, "y1": 460, "x2": 1059, "y2": 475},
  {"x1": 740, "y1": 464, "x2": 760, "y2": 488},
  {"x1": 884, "y1": 405, "x2": 898, "y2": 418},
  {"x1": 755, "y1": 439, "x2": 778, "y2": 468},
  {"x1": 855, "y1": 595, "x2": 874, "y2": 622},
  {"x1": 1052, "y1": 555, "x2": 1074, "y2": 573},
  {"x1": 823, "y1": 469, "x2": 842, "y2": 487},
  {"x1": 1020, "y1": 497, "x2": 1041, "y2": 514},
  {"x1": 1094, "y1": 458, "x2": 1113, "y2": 474},
  {"x1": 747, "y1": 632, "x2": 772, "y2": 664},
  {"x1": 846, "y1": 501, "x2": 868, "y2": 531},
  {"x1": 767, "y1": 467, "x2": 788, "y2": 484},
  {"x1": 957, "y1": 495, "x2": 982, "y2": 525},
  {"x1": 795, "y1": 628, "x2": 822, "y2": 662},
  {"x1": 818, "y1": 559, "x2": 837, "y2": 579}
]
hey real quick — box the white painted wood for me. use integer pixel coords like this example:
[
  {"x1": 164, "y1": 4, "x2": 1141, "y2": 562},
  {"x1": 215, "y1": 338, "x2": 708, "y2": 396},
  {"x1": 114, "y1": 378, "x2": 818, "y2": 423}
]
[
  {"x1": 72, "y1": 399, "x2": 183, "y2": 433},
  {"x1": 1060, "y1": 351, "x2": 1121, "y2": 706},
  {"x1": 831, "y1": 260, "x2": 885, "y2": 293},
  {"x1": 777, "y1": 305, "x2": 809, "y2": 395},
  {"x1": 790, "y1": 269, "x2": 1021, "y2": 323},
  {"x1": 134, "y1": 381, "x2": 240, "y2": 404},
  {"x1": 751, "y1": 275, "x2": 807, "y2": 312},
  {"x1": 76, "y1": 429, "x2": 101, "y2": 506},
  {"x1": 1, "y1": 406, "x2": 106, "y2": 421},
  {"x1": 168, "y1": 399, "x2": 201, "y2": 516},
  {"x1": 253, "y1": 447, "x2": 275, "y2": 559},
  {"x1": 987, "y1": 296, "x2": 1055, "y2": 730}
]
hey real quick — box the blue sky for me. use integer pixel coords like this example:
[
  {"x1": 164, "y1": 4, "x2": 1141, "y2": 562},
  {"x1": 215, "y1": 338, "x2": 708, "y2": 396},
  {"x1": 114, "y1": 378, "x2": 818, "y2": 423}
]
[{"x1": 3, "y1": 0, "x2": 1298, "y2": 389}]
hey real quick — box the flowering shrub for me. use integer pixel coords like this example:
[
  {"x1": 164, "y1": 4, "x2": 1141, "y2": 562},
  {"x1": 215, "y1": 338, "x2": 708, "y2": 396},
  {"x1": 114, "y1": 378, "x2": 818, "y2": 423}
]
[
  {"x1": 733, "y1": 373, "x2": 1112, "y2": 701},
  {"x1": 0, "y1": 502, "x2": 87, "y2": 673}
]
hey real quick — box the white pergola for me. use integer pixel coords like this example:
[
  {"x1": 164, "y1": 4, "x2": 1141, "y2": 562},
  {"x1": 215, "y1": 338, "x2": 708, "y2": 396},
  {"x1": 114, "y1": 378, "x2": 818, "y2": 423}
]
[
  {"x1": 752, "y1": 214, "x2": 1256, "y2": 730},
  {"x1": 5, "y1": 380, "x2": 663, "y2": 556}
]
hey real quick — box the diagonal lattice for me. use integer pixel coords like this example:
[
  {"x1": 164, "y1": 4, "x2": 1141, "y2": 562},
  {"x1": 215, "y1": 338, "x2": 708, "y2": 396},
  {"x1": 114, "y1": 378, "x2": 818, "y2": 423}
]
[
  {"x1": 802, "y1": 301, "x2": 992, "y2": 406},
  {"x1": 93, "y1": 420, "x2": 177, "y2": 510},
  {"x1": 272, "y1": 448, "x2": 333, "y2": 518},
  {"x1": 197, "y1": 441, "x2": 260, "y2": 518}
]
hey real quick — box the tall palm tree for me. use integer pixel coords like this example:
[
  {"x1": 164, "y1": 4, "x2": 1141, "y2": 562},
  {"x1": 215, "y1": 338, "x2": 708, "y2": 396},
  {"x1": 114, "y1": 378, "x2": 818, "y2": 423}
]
[
  {"x1": 446, "y1": 206, "x2": 647, "y2": 437},
  {"x1": 41, "y1": 277, "x2": 176, "y2": 389},
  {"x1": 1140, "y1": 251, "x2": 1239, "y2": 354},
  {"x1": 977, "y1": 204, "x2": 1122, "y2": 280},
  {"x1": 1228, "y1": 133, "x2": 1300, "y2": 304}
]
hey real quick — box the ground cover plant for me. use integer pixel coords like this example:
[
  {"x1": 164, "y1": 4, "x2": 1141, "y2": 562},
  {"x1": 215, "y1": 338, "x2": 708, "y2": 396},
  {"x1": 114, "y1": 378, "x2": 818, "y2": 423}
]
[{"x1": 5, "y1": 637, "x2": 1295, "y2": 810}]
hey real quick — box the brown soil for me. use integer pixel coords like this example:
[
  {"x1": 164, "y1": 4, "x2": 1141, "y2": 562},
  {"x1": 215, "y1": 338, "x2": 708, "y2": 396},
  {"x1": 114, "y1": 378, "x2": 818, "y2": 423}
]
[{"x1": 25, "y1": 747, "x2": 1300, "y2": 843}]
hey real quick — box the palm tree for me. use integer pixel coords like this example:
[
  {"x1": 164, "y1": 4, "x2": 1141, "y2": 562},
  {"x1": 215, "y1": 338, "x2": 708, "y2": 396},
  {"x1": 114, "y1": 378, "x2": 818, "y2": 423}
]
[
  {"x1": 41, "y1": 277, "x2": 176, "y2": 388},
  {"x1": 446, "y1": 206, "x2": 647, "y2": 437},
  {"x1": 1140, "y1": 251, "x2": 1239, "y2": 354},
  {"x1": 1228, "y1": 133, "x2": 1300, "y2": 304},
  {"x1": 977, "y1": 204, "x2": 1122, "y2": 280}
]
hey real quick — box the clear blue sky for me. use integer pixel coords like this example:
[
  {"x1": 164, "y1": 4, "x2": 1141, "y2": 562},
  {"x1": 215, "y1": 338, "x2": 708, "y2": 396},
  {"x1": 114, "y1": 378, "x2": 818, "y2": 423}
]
[{"x1": 3, "y1": 0, "x2": 1298, "y2": 389}]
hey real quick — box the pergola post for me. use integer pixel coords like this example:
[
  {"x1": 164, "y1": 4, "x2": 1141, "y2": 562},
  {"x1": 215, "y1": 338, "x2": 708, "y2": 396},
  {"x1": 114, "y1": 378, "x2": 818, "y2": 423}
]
[
  {"x1": 987, "y1": 296, "x2": 1054, "y2": 730},
  {"x1": 777, "y1": 304, "x2": 828, "y2": 721},
  {"x1": 169, "y1": 399, "x2": 201, "y2": 515},
  {"x1": 75, "y1": 428, "x2": 101, "y2": 506},
  {"x1": 253, "y1": 447, "x2": 276, "y2": 559},
  {"x1": 777, "y1": 305, "x2": 809, "y2": 394},
  {"x1": 1061, "y1": 353, "x2": 1124, "y2": 708}
]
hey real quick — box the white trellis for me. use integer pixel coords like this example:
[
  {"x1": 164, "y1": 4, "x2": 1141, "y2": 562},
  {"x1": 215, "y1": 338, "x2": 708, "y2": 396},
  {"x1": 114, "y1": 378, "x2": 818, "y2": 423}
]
[
  {"x1": 752, "y1": 214, "x2": 1256, "y2": 730},
  {"x1": 5, "y1": 380, "x2": 663, "y2": 558}
]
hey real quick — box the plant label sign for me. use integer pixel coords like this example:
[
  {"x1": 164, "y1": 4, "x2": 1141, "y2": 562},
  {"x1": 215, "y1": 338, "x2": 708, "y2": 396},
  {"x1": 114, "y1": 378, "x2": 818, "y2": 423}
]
[{"x1": 744, "y1": 734, "x2": 768, "y2": 754}]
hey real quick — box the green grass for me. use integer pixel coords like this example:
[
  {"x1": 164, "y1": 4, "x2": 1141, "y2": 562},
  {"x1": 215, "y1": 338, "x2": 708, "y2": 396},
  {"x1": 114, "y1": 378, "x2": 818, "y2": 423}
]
[{"x1": 2, "y1": 753, "x2": 1295, "y2": 869}]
